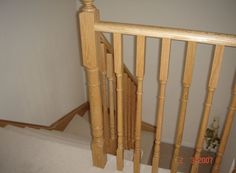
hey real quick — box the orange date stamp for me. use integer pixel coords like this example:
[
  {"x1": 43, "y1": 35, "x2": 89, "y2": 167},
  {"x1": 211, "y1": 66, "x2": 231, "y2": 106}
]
[
  {"x1": 191, "y1": 156, "x2": 213, "y2": 164},
  {"x1": 176, "y1": 156, "x2": 213, "y2": 165}
]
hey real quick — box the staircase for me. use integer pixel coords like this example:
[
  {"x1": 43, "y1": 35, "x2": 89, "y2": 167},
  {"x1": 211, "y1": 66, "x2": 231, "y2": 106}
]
[{"x1": 0, "y1": 113, "x2": 174, "y2": 173}]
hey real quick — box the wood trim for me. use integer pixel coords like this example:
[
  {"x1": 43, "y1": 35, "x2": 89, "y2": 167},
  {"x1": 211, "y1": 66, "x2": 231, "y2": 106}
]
[
  {"x1": 50, "y1": 102, "x2": 89, "y2": 131},
  {"x1": 99, "y1": 33, "x2": 137, "y2": 86},
  {"x1": 124, "y1": 65, "x2": 138, "y2": 85},
  {"x1": 100, "y1": 33, "x2": 113, "y2": 54},
  {"x1": 141, "y1": 121, "x2": 156, "y2": 133},
  {"x1": 0, "y1": 119, "x2": 49, "y2": 129},
  {"x1": 95, "y1": 21, "x2": 236, "y2": 47},
  {"x1": 0, "y1": 102, "x2": 89, "y2": 131}
]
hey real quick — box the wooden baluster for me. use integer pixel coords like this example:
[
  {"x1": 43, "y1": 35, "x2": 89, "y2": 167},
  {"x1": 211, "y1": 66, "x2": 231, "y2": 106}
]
[
  {"x1": 123, "y1": 73, "x2": 128, "y2": 149},
  {"x1": 152, "y1": 38, "x2": 171, "y2": 173},
  {"x1": 99, "y1": 43, "x2": 110, "y2": 152},
  {"x1": 131, "y1": 82, "x2": 136, "y2": 149},
  {"x1": 113, "y1": 33, "x2": 124, "y2": 170},
  {"x1": 79, "y1": 0, "x2": 107, "y2": 168},
  {"x1": 127, "y1": 77, "x2": 132, "y2": 149},
  {"x1": 191, "y1": 45, "x2": 224, "y2": 173},
  {"x1": 106, "y1": 53, "x2": 117, "y2": 154},
  {"x1": 134, "y1": 35, "x2": 146, "y2": 173},
  {"x1": 171, "y1": 42, "x2": 197, "y2": 173},
  {"x1": 212, "y1": 82, "x2": 236, "y2": 173}
]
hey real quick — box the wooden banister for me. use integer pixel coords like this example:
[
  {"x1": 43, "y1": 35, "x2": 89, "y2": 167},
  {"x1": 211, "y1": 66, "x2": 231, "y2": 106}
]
[
  {"x1": 134, "y1": 35, "x2": 146, "y2": 173},
  {"x1": 211, "y1": 82, "x2": 236, "y2": 173},
  {"x1": 191, "y1": 45, "x2": 224, "y2": 173},
  {"x1": 171, "y1": 41, "x2": 197, "y2": 173},
  {"x1": 106, "y1": 53, "x2": 117, "y2": 153},
  {"x1": 79, "y1": 1, "x2": 236, "y2": 173},
  {"x1": 95, "y1": 21, "x2": 236, "y2": 47},
  {"x1": 99, "y1": 33, "x2": 138, "y2": 85},
  {"x1": 123, "y1": 73, "x2": 128, "y2": 149},
  {"x1": 79, "y1": 0, "x2": 107, "y2": 168},
  {"x1": 99, "y1": 43, "x2": 110, "y2": 153},
  {"x1": 113, "y1": 33, "x2": 124, "y2": 170},
  {"x1": 152, "y1": 38, "x2": 171, "y2": 173}
]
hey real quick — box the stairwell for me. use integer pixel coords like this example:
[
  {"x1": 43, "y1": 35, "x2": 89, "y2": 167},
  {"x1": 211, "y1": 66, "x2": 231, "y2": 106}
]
[{"x1": 0, "y1": 112, "x2": 174, "y2": 173}]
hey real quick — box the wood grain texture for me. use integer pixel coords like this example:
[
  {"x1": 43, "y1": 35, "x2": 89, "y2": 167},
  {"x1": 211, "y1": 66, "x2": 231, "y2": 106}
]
[
  {"x1": 106, "y1": 53, "x2": 117, "y2": 153},
  {"x1": 99, "y1": 43, "x2": 110, "y2": 153},
  {"x1": 191, "y1": 45, "x2": 224, "y2": 173},
  {"x1": 95, "y1": 21, "x2": 236, "y2": 47},
  {"x1": 0, "y1": 102, "x2": 89, "y2": 130},
  {"x1": 127, "y1": 77, "x2": 132, "y2": 149},
  {"x1": 123, "y1": 73, "x2": 128, "y2": 149},
  {"x1": 152, "y1": 38, "x2": 171, "y2": 173},
  {"x1": 171, "y1": 42, "x2": 197, "y2": 173},
  {"x1": 131, "y1": 83, "x2": 137, "y2": 149},
  {"x1": 113, "y1": 33, "x2": 124, "y2": 171},
  {"x1": 134, "y1": 35, "x2": 146, "y2": 173},
  {"x1": 141, "y1": 121, "x2": 156, "y2": 133},
  {"x1": 79, "y1": 1, "x2": 107, "y2": 168}
]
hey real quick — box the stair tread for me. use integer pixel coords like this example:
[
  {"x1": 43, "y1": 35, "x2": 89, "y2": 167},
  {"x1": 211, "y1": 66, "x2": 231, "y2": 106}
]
[
  {"x1": 0, "y1": 126, "x2": 176, "y2": 173},
  {"x1": 64, "y1": 114, "x2": 91, "y2": 141},
  {"x1": 5, "y1": 125, "x2": 90, "y2": 149}
]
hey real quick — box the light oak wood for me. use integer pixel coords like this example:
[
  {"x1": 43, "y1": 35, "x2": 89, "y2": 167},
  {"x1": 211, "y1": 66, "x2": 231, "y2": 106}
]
[
  {"x1": 212, "y1": 83, "x2": 236, "y2": 173},
  {"x1": 113, "y1": 33, "x2": 124, "y2": 171},
  {"x1": 141, "y1": 121, "x2": 156, "y2": 133},
  {"x1": 99, "y1": 43, "x2": 110, "y2": 153},
  {"x1": 79, "y1": 0, "x2": 107, "y2": 168},
  {"x1": 191, "y1": 45, "x2": 224, "y2": 173},
  {"x1": 152, "y1": 38, "x2": 171, "y2": 173},
  {"x1": 0, "y1": 102, "x2": 89, "y2": 130},
  {"x1": 134, "y1": 35, "x2": 146, "y2": 173},
  {"x1": 100, "y1": 33, "x2": 113, "y2": 54},
  {"x1": 95, "y1": 21, "x2": 236, "y2": 47},
  {"x1": 123, "y1": 73, "x2": 128, "y2": 149},
  {"x1": 124, "y1": 65, "x2": 138, "y2": 85},
  {"x1": 131, "y1": 82, "x2": 137, "y2": 149},
  {"x1": 79, "y1": 2, "x2": 236, "y2": 172},
  {"x1": 106, "y1": 53, "x2": 117, "y2": 154},
  {"x1": 171, "y1": 42, "x2": 197, "y2": 173},
  {"x1": 127, "y1": 77, "x2": 132, "y2": 149}
]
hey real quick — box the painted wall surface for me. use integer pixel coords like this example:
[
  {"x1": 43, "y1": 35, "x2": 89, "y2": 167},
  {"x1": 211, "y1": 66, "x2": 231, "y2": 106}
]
[
  {"x1": 91, "y1": 0, "x2": 236, "y2": 148},
  {"x1": 221, "y1": 116, "x2": 236, "y2": 172},
  {"x1": 0, "y1": 0, "x2": 85, "y2": 125}
]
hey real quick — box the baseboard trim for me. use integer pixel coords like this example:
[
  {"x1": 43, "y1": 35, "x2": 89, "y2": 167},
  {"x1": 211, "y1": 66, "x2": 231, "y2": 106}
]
[
  {"x1": 142, "y1": 121, "x2": 156, "y2": 133},
  {"x1": 0, "y1": 102, "x2": 89, "y2": 131},
  {"x1": 0, "y1": 102, "x2": 155, "y2": 134}
]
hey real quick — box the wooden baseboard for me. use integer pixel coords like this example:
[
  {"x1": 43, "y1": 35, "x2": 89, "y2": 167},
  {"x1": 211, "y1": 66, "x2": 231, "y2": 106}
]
[
  {"x1": 0, "y1": 101, "x2": 155, "y2": 134},
  {"x1": 142, "y1": 121, "x2": 156, "y2": 133},
  {"x1": 0, "y1": 102, "x2": 89, "y2": 131}
]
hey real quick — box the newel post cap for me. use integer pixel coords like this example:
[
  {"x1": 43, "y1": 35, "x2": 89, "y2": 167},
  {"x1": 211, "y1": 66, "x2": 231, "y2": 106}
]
[{"x1": 80, "y1": 0, "x2": 96, "y2": 12}]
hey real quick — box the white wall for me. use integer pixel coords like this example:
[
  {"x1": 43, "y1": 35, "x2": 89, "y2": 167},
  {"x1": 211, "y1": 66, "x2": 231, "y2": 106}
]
[
  {"x1": 221, "y1": 116, "x2": 236, "y2": 172},
  {"x1": 90, "y1": 0, "x2": 236, "y2": 148},
  {"x1": 0, "y1": 0, "x2": 85, "y2": 126}
]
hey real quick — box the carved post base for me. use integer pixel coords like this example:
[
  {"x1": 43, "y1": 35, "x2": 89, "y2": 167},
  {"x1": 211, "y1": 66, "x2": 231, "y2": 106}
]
[
  {"x1": 134, "y1": 150, "x2": 141, "y2": 173},
  {"x1": 116, "y1": 148, "x2": 124, "y2": 170},
  {"x1": 152, "y1": 156, "x2": 160, "y2": 173},
  {"x1": 91, "y1": 141, "x2": 107, "y2": 168},
  {"x1": 107, "y1": 139, "x2": 117, "y2": 155}
]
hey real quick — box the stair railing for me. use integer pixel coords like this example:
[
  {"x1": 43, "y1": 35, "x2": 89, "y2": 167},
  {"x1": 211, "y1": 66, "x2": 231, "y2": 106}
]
[
  {"x1": 79, "y1": 0, "x2": 236, "y2": 173},
  {"x1": 99, "y1": 33, "x2": 138, "y2": 153}
]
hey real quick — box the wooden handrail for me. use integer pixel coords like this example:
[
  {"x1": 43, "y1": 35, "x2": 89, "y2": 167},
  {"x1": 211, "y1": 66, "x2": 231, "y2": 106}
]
[
  {"x1": 95, "y1": 21, "x2": 236, "y2": 47},
  {"x1": 80, "y1": 1, "x2": 236, "y2": 173}
]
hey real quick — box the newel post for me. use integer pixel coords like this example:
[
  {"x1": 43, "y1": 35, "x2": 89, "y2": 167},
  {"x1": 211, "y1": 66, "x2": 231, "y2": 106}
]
[{"x1": 78, "y1": 0, "x2": 107, "y2": 168}]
